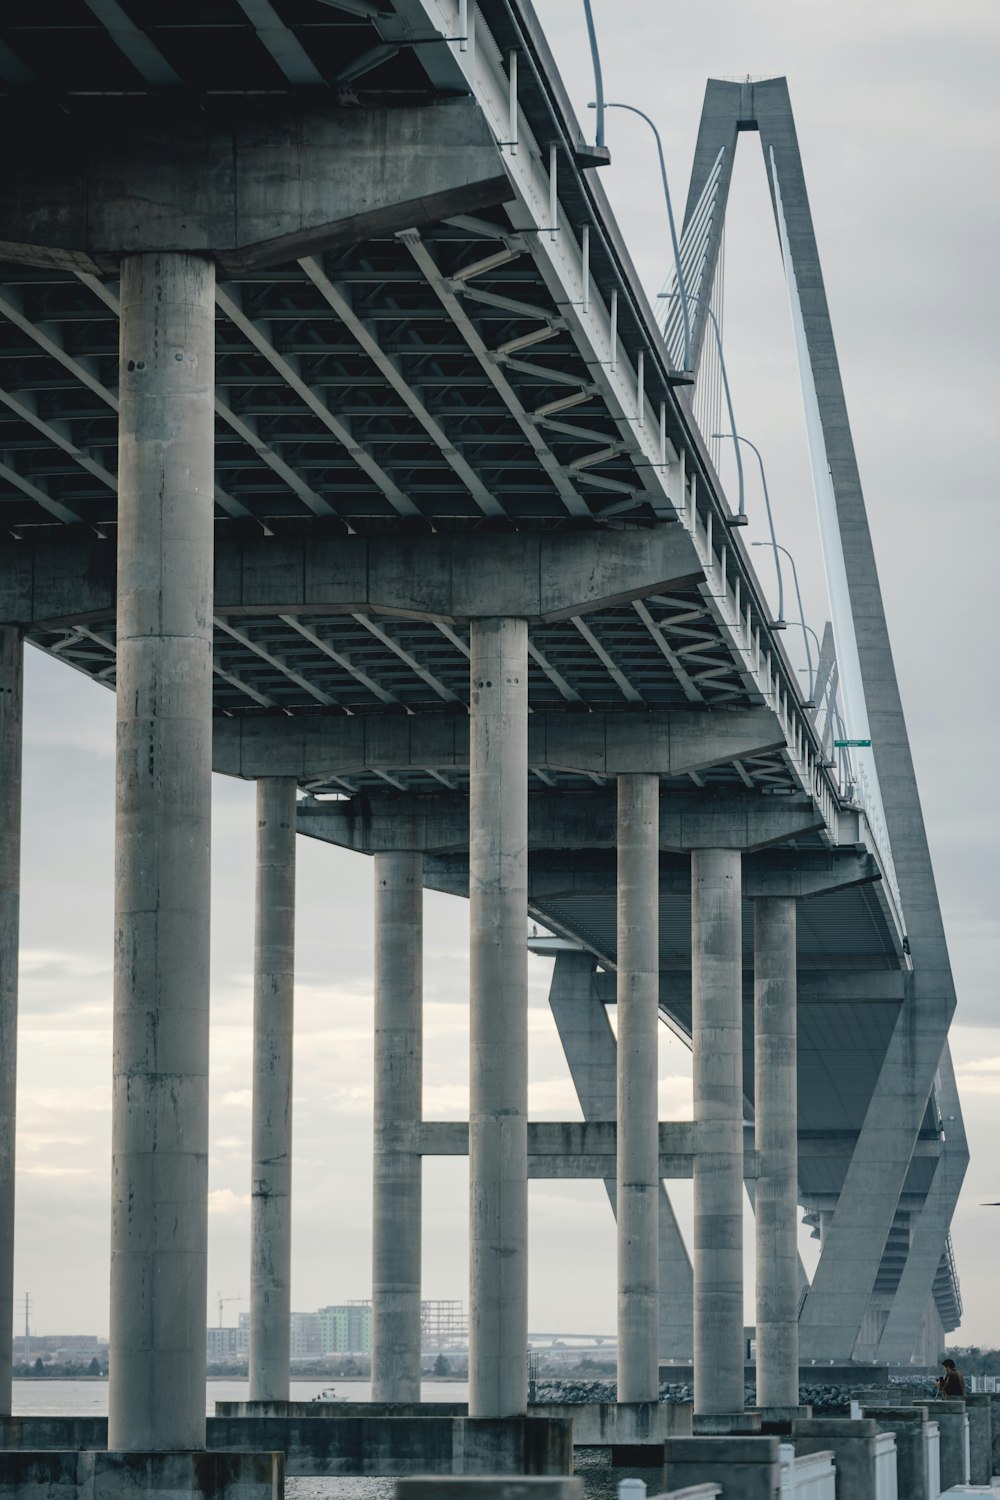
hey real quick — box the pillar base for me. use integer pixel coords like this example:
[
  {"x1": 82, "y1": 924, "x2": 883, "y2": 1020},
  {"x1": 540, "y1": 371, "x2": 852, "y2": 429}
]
[
  {"x1": 0, "y1": 1450, "x2": 283, "y2": 1498},
  {"x1": 692, "y1": 1412, "x2": 761, "y2": 1434}
]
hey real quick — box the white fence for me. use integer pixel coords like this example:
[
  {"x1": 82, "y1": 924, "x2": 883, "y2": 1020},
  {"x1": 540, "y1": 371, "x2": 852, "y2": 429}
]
[
  {"x1": 779, "y1": 1444, "x2": 837, "y2": 1500},
  {"x1": 875, "y1": 1430, "x2": 898, "y2": 1500},
  {"x1": 621, "y1": 1483, "x2": 720, "y2": 1500},
  {"x1": 966, "y1": 1375, "x2": 998, "y2": 1393},
  {"x1": 924, "y1": 1420, "x2": 941, "y2": 1500}
]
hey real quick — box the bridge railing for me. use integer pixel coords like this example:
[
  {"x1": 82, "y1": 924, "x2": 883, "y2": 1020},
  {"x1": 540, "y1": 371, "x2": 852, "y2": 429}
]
[
  {"x1": 779, "y1": 1445, "x2": 837, "y2": 1500},
  {"x1": 924, "y1": 1420, "x2": 940, "y2": 1500}
]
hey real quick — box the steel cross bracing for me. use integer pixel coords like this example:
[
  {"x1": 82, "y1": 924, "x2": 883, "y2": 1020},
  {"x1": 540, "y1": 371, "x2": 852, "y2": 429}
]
[{"x1": 0, "y1": 0, "x2": 956, "y2": 1350}]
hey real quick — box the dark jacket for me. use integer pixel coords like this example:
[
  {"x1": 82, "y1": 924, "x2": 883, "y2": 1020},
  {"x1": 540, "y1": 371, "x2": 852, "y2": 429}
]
[{"x1": 939, "y1": 1369, "x2": 966, "y2": 1397}]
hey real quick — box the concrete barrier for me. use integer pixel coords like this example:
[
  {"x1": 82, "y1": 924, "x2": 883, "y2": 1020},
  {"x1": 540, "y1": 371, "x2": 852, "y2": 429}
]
[
  {"x1": 395, "y1": 1479, "x2": 582, "y2": 1500},
  {"x1": 0, "y1": 1415, "x2": 572, "y2": 1477},
  {"x1": 0, "y1": 1449, "x2": 283, "y2": 1499},
  {"x1": 791, "y1": 1417, "x2": 879, "y2": 1500},
  {"x1": 965, "y1": 1394, "x2": 993, "y2": 1485},
  {"x1": 911, "y1": 1401, "x2": 969, "y2": 1490},
  {"x1": 664, "y1": 1435, "x2": 781, "y2": 1500},
  {"x1": 861, "y1": 1406, "x2": 930, "y2": 1500}
]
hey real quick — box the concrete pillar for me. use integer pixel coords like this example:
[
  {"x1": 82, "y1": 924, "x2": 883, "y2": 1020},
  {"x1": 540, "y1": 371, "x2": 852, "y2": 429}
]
[
  {"x1": 0, "y1": 627, "x2": 22, "y2": 1419},
  {"x1": 753, "y1": 896, "x2": 798, "y2": 1412},
  {"x1": 468, "y1": 618, "x2": 528, "y2": 1419},
  {"x1": 372, "y1": 849, "x2": 424, "y2": 1403},
  {"x1": 965, "y1": 1393, "x2": 992, "y2": 1486},
  {"x1": 615, "y1": 774, "x2": 660, "y2": 1403},
  {"x1": 109, "y1": 253, "x2": 215, "y2": 1452},
  {"x1": 249, "y1": 777, "x2": 297, "y2": 1402},
  {"x1": 860, "y1": 1407, "x2": 929, "y2": 1500},
  {"x1": 691, "y1": 848, "x2": 744, "y2": 1418}
]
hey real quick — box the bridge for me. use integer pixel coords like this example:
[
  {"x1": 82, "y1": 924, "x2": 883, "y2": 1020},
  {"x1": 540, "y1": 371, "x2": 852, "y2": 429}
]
[{"x1": 0, "y1": 0, "x2": 966, "y2": 1494}]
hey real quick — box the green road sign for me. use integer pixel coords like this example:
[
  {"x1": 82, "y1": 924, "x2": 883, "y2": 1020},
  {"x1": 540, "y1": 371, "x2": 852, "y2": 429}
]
[{"x1": 833, "y1": 738, "x2": 872, "y2": 748}]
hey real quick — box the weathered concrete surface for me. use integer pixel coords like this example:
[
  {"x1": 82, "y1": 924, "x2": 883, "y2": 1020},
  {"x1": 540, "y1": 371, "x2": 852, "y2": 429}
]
[
  {"x1": 546, "y1": 950, "x2": 695, "y2": 1361},
  {"x1": 0, "y1": 1449, "x2": 283, "y2": 1499},
  {"x1": 791, "y1": 1417, "x2": 878, "y2": 1500},
  {"x1": 860, "y1": 1407, "x2": 929, "y2": 1500},
  {"x1": 0, "y1": 1417, "x2": 572, "y2": 1476},
  {"x1": 215, "y1": 708, "x2": 785, "y2": 786},
  {"x1": 415, "y1": 1119, "x2": 759, "y2": 1181},
  {"x1": 3, "y1": 528, "x2": 702, "y2": 629},
  {"x1": 616, "y1": 774, "x2": 660, "y2": 1403},
  {"x1": 753, "y1": 897, "x2": 798, "y2": 1410},
  {"x1": 396, "y1": 1480, "x2": 582, "y2": 1500},
  {"x1": 691, "y1": 849, "x2": 744, "y2": 1418},
  {"x1": 965, "y1": 1393, "x2": 993, "y2": 1485},
  {"x1": 0, "y1": 628, "x2": 21, "y2": 1418},
  {"x1": 0, "y1": 103, "x2": 512, "y2": 272},
  {"x1": 110, "y1": 253, "x2": 215, "y2": 1451},
  {"x1": 372, "y1": 851, "x2": 423, "y2": 1403},
  {"x1": 912, "y1": 1402, "x2": 970, "y2": 1491},
  {"x1": 468, "y1": 620, "x2": 528, "y2": 1419},
  {"x1": 665, "y1": 1435, "x2": 780, "y2": 1500},
  {"x1": 296, "y1": 787, "x2": 822, "y2": 858},
  {"x1": 249, "y1": 778, "x2": 297, "y2": 1403}
]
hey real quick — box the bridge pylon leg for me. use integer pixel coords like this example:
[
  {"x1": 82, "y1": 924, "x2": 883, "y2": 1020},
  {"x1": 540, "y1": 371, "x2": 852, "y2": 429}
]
[
  {"x1": 109, "y1": 252, "x2": 215, "y2": 1452},
  {"x1": 249, "y1": 776, "x2": 297, "y2": 1402},
  {"x1": 372, "y1": 848, "x2": 424, "y2": 1403},
  {"x1": 615, "y1": 773, "x2": 660, "y2": 1403},
  {"x1": 468, "y1": 618, "x2": 529, "y2": 1418},
  {"x1": 0, "y1": 625, "x2": 22, "y2": 1420},
  {"x1": 691, "y1": 848, "x2": 745, "y2": 1421},
  {"x1": 753, "y1": 895, "x2": 799, "y2": 1412}
]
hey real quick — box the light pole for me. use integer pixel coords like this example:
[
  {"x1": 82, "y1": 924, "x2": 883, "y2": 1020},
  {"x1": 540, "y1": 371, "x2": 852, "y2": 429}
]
[
  {"x1": 595, "y1": 102, "x2": 691, "y2": 374},
  {"x1": 659, "y1": 291, "x2": 744, "y2": 522},
  {"x1": 752, "y1": 540, "x2": 814, "y2": 698},
  {"x1": 582, "y1": 0, "x2": 606, "y2": 149}
]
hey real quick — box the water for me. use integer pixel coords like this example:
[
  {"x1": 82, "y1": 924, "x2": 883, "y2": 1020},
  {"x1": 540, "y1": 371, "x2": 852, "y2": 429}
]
[{"x1": 10, "y1": 1380, "x2": 633, "y2": 1500}]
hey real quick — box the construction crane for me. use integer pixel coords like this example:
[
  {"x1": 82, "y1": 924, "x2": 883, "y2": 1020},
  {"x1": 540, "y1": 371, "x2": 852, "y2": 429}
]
[{"x1": 216, "y1": 1292, "x2": 242, "y2": 1329}]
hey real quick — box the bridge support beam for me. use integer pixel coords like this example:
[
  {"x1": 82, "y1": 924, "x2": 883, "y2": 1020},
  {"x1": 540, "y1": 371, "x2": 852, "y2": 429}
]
[
  {"x1": 691, "y1": 848, "x2": 744, "y2": 1420},
  {"x1": 546, "y1": 951, "x2": 695, "y2": 1361},
  {"x1": 468, "y1": 619, "x2": 528, "y2": 1418},
  {"x1": 615, "y1": 775, "x2": 660, "y2": 1403},
  {"x1": 109, "y1": 253, "x2": 215, "y2": 1452},
  {"x1": 753, "y1": 896, "x2": 799, "y2": 1412},
  {"x1": 0, "y1": 627, "x2": 22, "y2": 1419},
  {"x1": 249, "y1": 777, "x2": 297, "y2": 1403},
  {"x1": 372, "y1": 849, "x2": 424, "y2": 1403}
]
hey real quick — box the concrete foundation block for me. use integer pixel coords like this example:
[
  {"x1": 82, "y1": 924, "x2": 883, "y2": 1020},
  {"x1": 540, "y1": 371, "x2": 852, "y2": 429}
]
[
  {"x1": 912, "y1": 1401, "x2": 969, "y2": 1490},
  {"x1": 0, "y1": 1450, "x2": 283, "y2": 1499},
  {"x1": 691, "y1": 1414, "x2": 761, "y2": 1435},
  {"x1": 861, "y1": 1406, "x2": 929, "y2": 1500},
  {"x1": 966, "y1": 1395, "x2": 993, "y2": 1485},
  {"x1": 396, "y1": 1481, "x2": 582, "y2": 1500},
  {"x1": 791, "y1": 1417, "x2": 878, "y2": 1500},
  {"x1": 665, "y1": 1435, "x2": 780, "y2": 1500}
]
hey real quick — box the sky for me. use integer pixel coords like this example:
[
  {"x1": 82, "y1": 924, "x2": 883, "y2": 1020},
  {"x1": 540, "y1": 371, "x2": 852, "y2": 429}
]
[{"x1": 10, "y1": 0, "x2": 1000, "y2": 1351}]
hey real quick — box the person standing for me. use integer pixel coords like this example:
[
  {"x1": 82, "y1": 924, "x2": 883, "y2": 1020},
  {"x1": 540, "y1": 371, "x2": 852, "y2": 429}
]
[{"x1": 936, "y1": 1357, "x2": 966, "y2": 1397}]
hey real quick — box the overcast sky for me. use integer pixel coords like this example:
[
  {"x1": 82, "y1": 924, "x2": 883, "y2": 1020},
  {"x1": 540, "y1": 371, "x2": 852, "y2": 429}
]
[{"x1": 12, "y1": 0, "x2": 1000, "y2": 1351}]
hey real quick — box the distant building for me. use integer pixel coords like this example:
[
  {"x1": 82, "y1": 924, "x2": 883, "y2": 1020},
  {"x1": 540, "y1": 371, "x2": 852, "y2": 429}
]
[
  {"x1": 289, "y1": 1312, "x2": 322, "y2": 1359},
  {"x1": 317, "y1": 1303, "x2": 371, "y2": 1355},
  {"x1": 206, "y1": 1325, "x2": 248, "y2": 1363},
  {"x1": 420, "y1": 1300, "x2": 467, "y2": 1351}
]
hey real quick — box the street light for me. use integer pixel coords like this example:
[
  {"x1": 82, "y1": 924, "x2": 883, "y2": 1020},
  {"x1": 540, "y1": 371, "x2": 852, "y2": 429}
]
[
  {"x1": 593, "y1": 101, "x2": 691, "y2": 373},
  {"x1": 714, "y1": 435, "x2": 783, "y2": 604},
  {"x1": 752, "y1": 540, "x2": 814, "y2": 697},
  {"x1": 658, "y1": 291, "x2": 744, "y2": 523},
  {"x1": 581, "y1": 0, "x2": 606, "y2": 149}
]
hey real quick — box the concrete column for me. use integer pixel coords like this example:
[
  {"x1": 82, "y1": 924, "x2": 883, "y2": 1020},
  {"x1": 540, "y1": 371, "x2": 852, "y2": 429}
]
[
  {"x1": 249, "y1": 777, "x2": 297, "y2": 1402},
  {"x1": 372, "y1": 849, "x2": 423, "y2": 1403},
  {"x1": 616, "y1": 774, "x2": 660, "y2": 1403},
  {"x1": 0, "y1": 627, "x2": 22, "y2": 1419},
  {"x1": 109, "y1": 253, "x2": 215, "y2": 1452},
  {"x1": 691, "y1": 848, "x2": 744, "y2": 1418},
  {"x1": 468, "y1": 618, "x2": 528, "y2": 1419},
  {"x1": 753, "y1": 896, "x2": 798, "y2": 1411}
]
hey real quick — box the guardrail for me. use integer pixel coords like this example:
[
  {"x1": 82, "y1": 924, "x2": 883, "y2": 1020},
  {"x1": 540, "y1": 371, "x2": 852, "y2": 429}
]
[
  {"x1": 924, "y1": 1419, "x2": 940, "y2": 1500},
  {"x1": 779, "y1": 1444, "x2": 836, "y2": 1500},
  {"x1": 875, "y1": 1430, "x2": 898, "y2": 1500}
]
